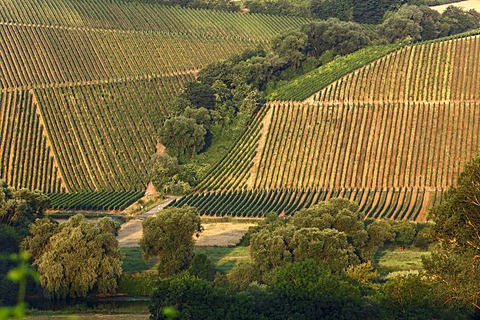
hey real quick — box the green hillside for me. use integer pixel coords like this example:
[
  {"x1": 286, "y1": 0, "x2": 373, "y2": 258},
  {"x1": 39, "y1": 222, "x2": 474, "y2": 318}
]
[
  {"x1": 175, "y1": 33, "x2": 480, "y2": 220},
  {"x1": 0, "y1": 0, "x2": 309, "y2": 197}
]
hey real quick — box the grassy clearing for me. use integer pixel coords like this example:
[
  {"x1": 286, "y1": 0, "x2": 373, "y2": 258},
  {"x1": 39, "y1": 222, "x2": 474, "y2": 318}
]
[
  {"x1": 194, "y1": 246, "x2": 251, "y2": 273},
  {"x1": 121, "y1": 246, "x2": 251, "y2": 274},
  {"x1": 375, "y1": 247, "x2": 430, "y2": 276}
]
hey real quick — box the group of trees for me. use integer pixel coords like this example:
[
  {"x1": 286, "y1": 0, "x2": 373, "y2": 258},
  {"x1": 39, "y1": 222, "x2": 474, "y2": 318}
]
[
  {"x1": 0, "y1": 181, "x2": 123, "y2": 302},
  {"x1": 145, "y1": 156, "x2": 480, "y2": 319},
  {"x1": 155, "y1": 2, "x2": 479, "y2": 182}
]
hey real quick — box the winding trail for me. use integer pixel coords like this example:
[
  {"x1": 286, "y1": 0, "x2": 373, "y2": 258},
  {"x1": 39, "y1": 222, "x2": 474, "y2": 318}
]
[{"x1": 117, "y1": 196, "x2": 179, "y2": 247}]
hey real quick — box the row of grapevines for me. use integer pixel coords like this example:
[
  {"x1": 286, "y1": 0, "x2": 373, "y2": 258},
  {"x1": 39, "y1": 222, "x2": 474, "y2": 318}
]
[
  {"x1": 0, "y1": 90, "x2": 64, "y2": 193},
  {"x1": 192, "y1": 100, "x2": 478, "y2": 219},
  {"x1": 267, "y1": 44, "x2": 400, "y2": 101},
  {"x1": 0, "y1": 24, "x2": 256, "y2": 89},
  {"x1": 0, "y1": 0, "x2": 310, "y2": 41},
  {"x1": 314, "y1": 35, "x2": 480, "y2": 103},
  {"x1": 48, "y1": 191, "x2": 144, "y2": 211},
  {"x1": 172, "y1": 187, "x2": 433, "y2": 220},
  {"x1": 32, "y1": 74, "x2": 194, "y2": 192}
]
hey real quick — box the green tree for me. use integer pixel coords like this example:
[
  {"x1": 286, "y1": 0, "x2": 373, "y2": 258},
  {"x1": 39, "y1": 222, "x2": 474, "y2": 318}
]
[
  {"x1": 150, "y1": 154, "x2": 179, "y2": 192},
  {"x1": 271, "y1": 30, "x2": 308, "y2": 70},
  {"x1": 183, "y1": 81, "x2": 215, "y2": 109},
  {"x1": 265, "y1": 260, "x2": 365, "y2": 319},
  {"x1": 310, "y1": 0, "x2": 353, "y2": 21},
  {"x1": 423, "y1": 156, "x2": 480, "y2": 311},
  {"x1": 160, "y1": 116, "x2": 206, "y2": 162},
  {"x1": 22, "y1": 215, "x2": 122, "y2": 299},
  {"x1": 0, "y1": 181, "x2": 50, "y2": 235},
  {"x1": 140, "y1": 206, "x2": 202, "y2": 277}
]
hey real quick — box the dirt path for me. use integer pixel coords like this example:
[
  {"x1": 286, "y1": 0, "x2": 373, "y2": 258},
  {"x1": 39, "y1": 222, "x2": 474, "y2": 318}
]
[
  {"x1": 117, "y1": 197, "x2": 258, "y2": 247},
  {"x1": 117, "y1": 196, "x2": 179, "y2": 247}
]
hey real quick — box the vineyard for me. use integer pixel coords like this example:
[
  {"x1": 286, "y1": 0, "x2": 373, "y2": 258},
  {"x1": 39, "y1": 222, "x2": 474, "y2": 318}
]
[
  {"x1": 175, "y1": 33, "x2": 480, "y2": 220},
  {"x1": 0, "y1": 0, "x2": 308, "y2": 201}
]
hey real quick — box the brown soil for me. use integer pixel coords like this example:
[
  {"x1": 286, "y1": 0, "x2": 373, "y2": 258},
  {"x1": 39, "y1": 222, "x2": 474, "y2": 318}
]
[
  {"x1": 118, "y1": 220, "x2": 257, "y2": 248},
  {"x1": 195, "y1": 222, "x2": 257, "y2": 246}
]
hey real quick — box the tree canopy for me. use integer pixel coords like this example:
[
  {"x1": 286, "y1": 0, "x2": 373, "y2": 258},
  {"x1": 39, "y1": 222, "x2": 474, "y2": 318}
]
[
  {"x1": 423, "y1": 155, "x2": 480, "y2": 310},
  {"x1": 140, "y1": 206, "x2": 202, "y2": 277},
  {"x1": 21, "y1": 214, "x2": 123, "y2": 299}
]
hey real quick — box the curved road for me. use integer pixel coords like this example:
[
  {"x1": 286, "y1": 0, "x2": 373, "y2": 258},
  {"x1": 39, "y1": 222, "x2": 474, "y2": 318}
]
[{"x1": 117, "y1": 196, "x2": 179, "y2": 247}]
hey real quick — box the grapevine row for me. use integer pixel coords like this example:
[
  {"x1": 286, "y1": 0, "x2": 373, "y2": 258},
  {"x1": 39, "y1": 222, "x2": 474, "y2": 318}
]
[
  {"x1": 0, "y1": 24, "x2": 256, "y2": 89},
  {"x1": 313, "y1": 35, "x2": 480, "y2": 103},
  {"x1": 0, "y1": 90, "x2": 64, "y2": 193},
  {"x1": 172, "y1": 188, "x2": 439, "y2": 220},
  {"x1": 49, "y1": 191, "x2": 144, "y2": 211},
  {"x1": 0, "y1": 0, "x2": 310, "y2": 42},
  {"x1": 33, "y1": 74, "x2": 194, "y2": 192}
]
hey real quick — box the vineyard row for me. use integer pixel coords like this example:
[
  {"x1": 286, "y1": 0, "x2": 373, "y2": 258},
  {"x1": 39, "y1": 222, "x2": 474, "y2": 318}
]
[{"x1": 172, "y1": 188, "x2": 441, "y2": 221}]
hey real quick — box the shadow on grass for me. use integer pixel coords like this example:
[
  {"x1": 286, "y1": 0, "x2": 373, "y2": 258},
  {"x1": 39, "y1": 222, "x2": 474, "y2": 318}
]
[{"x1": 121, "y1": 246, "x2": 251, "y2": 274}]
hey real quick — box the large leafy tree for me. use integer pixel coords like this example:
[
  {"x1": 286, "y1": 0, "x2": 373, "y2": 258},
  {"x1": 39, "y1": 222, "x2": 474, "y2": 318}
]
[
  {"x1": 0, "y1": 181, "x2": 50, "y2": 302},
  {"x1": 22, "y1": 214, "x2": 123, "y2": 299},
  {"x1": 0, "y1": 181, "x2": 50, "y2": 236},
  {"x1": 140, "y1": 206, "x2": 202, "y2": 277},
  {"x1": 160, "y1": 116, "x2": 206, "y2": 162},
  {"x1": 423, "y1": 156, "x2": 480, "y2": 311}
]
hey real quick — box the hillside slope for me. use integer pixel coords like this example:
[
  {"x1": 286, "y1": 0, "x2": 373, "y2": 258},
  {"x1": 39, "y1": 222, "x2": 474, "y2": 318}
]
[
  {"x1": 176, "y1": 35, "x2": 480, "y2": 220},
  {"x1": 0, "y1": 0, "x2": 309, "y2": 193}
]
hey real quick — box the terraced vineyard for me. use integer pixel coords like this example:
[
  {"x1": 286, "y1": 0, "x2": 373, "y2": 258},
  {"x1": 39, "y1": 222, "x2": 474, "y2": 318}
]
[
  {"x1": 175, "y1": 34, "x2": 480, "y2": 220},
  {"x1": 0, "y1": 0, "x2": 309, "y2": 201}
]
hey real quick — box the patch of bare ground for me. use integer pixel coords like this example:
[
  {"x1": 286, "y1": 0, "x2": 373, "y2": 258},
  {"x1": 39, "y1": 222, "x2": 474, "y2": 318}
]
[
  {"x1": 431, "y1": 0, "x2": 480, "y2": 13},
  {"x1": 195, "y1": 222, "x2": 257, "y2": 247}
]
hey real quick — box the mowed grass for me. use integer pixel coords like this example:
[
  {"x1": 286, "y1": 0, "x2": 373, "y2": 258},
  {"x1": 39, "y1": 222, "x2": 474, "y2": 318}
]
[
  {"x1": 375, "y1": 248, "x2": 431, "y2": 276},
  {"x1": 121, "y1": 246, "x2": 251, "y2": 274}
]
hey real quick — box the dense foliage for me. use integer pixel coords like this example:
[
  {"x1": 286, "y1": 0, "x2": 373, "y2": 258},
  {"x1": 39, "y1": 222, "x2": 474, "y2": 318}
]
[
  {"x1": 21, "y1": 214, "x2": 123, "y2": 299},
  {"x1": 140, "y1": 206, "x2": 202, "y2": 277},
  {"x1": 0, "y1": 182, "x2": 49, "y2": 303},
  {"x1": 423, "y1": 155, "x2": 480, "y2": 310},
  {"x1": 150, "y1": 198, "x2": 474, "y2": 319}
]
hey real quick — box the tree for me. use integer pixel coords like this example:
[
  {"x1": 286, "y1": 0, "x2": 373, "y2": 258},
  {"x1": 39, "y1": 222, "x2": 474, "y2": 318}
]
[
  {"x1": 271, "y1": 30, "x2": 308, "y2": 70},
  {"x1": 159, "y1": 116, "x2": 206, "y2": 162},
  {"x1": 378, "y1": 5, "x2": 424, "y2": 43},
  {"x1": 140, "y1": 206, "x2": 202, "y2": 277},
  {"x1": 423, "y1": 155, "x2": 480, "y2": 311},
  {"x1": 300, "y1": 20, "x2": 372, "y2": 58},
  {"x1": 21, "y1": 215, "x2": 122, "y2": 299},
  {"x1": 0, "y1": 181, "x2": 50, "y2": 236},
  {"x1": 310, "y1": 0, "x2": 353, "y2": 21},
  {"x1": 150, "y1": 154, "x2": 179, "y2": 192},
  {"x1": 183, "y1": 81, "x2": 215, "y2": 109}
]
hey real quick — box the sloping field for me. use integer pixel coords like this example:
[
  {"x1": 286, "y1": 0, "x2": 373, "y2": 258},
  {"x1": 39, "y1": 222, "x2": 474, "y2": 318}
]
[
  {"x1": 176, "y1": 34, "x2": 480, "y2": 220},
  {"x1": 0, "y1": 0, "x2": 309, "y2": 193}
]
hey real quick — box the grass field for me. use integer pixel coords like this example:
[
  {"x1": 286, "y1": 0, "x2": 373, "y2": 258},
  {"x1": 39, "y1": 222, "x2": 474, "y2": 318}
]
[
  {"x1": 121, "y1": 246, "x2": 251, "y2": 274},
  {"x1": 375, "y1": 247, "x2": 430, "y2": 276}
]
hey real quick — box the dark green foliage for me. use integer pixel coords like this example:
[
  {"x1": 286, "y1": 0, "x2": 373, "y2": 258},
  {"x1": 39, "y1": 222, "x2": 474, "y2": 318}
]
[
  {"x1": 423, "y1": 155, "x2": 480, "y2": 311},
  {"x1": 140, "y1": 206, "x2": 202, "y2": 277},
  {"x1": 188, "y1": 253, "x2": 216, "y2": 281},
  {"x1": 160, "y1": 116, "x2": 207, "y2": 162},
  {"x1": 303, "y1": 20, "x2": 373, "y2": 57},
  {"x1": 48, "y1": 191, "x2": 144, "y2": 211},
  {"x1": 149, "y1": 275, "x2": 236, "y2": 320},
  {"x1": 442, "y1": 6, "x2": 480, "y2": 35},
  {"x1": 310, "y1": 0, "x2": 353, "y2": 21},
  {"x1": 264, "y1": 260, "x2": 367, "y2": 320},
  {"x1": 184, "y1": 82, "x2": 216, "y2": 110},
  {"x1": 353, "y1": 0, "x2": 394, "y2": 24},
  {"x1": 380, "y1": 274, "x2": 468, "y2": 320},
  {"x1": 0, "y1": 181, "x2": 50, "y2": 236}
]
